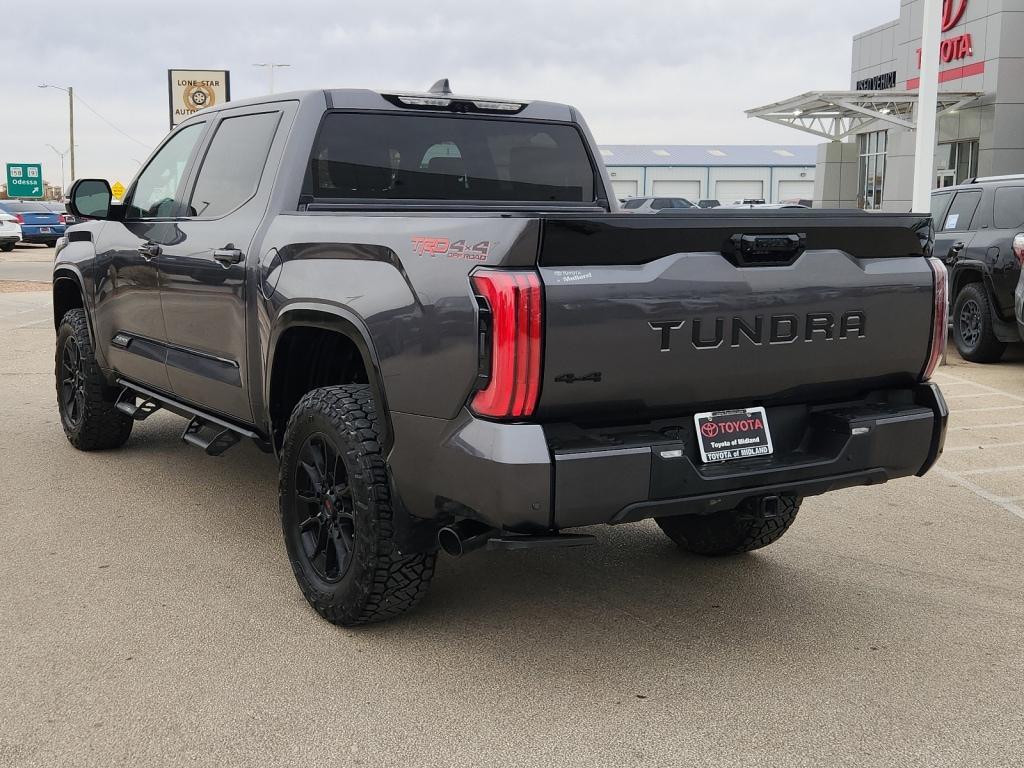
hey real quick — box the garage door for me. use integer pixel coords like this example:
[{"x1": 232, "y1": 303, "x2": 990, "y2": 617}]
[
  {"x1": 651, "y1": 180, "x2": 700, "y2": 200},
  {"x1": 716, "y1": 180, "x2": 764, "y2": 203},
  {"x1": 778, "y1": 180, "x2": 814, "y2": 203},
  {"x1": 611, "y1": 180, "x2": 638, "y2": 200}
]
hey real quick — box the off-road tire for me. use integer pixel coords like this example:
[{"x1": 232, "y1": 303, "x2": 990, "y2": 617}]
[
  {"x1": 953, "y1": 282, "x2": 1006, "y2": 363},
  {"x1": 279, "y1": 384, "x2": 436, "y2": 626},
  {"x1": 55, "y1": 309, "x2": 133, "y2": 451},
  {"x1": 656, "y1": 496, "x2": 800, "y2": 556}
]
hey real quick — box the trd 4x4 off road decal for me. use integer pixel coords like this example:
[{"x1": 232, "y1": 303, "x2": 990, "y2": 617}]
[{"x1": 411, "y1": 237, "x2": 492, "y2": 261}]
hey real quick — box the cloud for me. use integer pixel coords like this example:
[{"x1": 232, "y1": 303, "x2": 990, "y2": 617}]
[{"x1": 1, "y1": 0, "x2": 897, "y2": 187}]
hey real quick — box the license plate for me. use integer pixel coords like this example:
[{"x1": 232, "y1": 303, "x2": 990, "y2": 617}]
[
  {"x1": 694, "y1": 407, "x2": 774, "y2": 463},
  {"x1": 40, "y1": 227, "x2": 51, "y2": 233}
]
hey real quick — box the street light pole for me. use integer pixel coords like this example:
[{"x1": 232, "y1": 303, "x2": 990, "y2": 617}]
[
  {"x1": 46, "y1": 144, "x2": 68, "y2": 193},
  {"x1": 252, "y1": 63, "x2": 290, "y2": 94},
  {"x1": 913, "y1": 0, "x2": 942, "y2": 213}
]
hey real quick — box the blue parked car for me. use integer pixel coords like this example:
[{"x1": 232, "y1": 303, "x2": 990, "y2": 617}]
[{"x1": 0, "y1": 200, "x2": 66, "y2": 245}]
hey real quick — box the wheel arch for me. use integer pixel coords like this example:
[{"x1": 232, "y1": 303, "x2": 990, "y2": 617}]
[
  {"x1": 266, "y1": 304, "x2": 392, "y2": 453},
  {"x1": 950, "y1": 261, "x2": 991, "y2": 302},
  {"x1": 52, "y1": 267, "x2": 93, "y2": 346}
]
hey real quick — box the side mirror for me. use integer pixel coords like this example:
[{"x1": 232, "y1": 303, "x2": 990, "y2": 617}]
[{"x1": 67, "y1": 178, "x2": 113, "y2": 220}]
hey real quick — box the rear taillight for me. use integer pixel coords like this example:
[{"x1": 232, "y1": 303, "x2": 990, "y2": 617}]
[
  {"x1": 470, "y1": 269, "x2": 543, "y2": 419},
  {"x1": 59, "y1": 214, "x2": 68, "y2": 225},
  {"x1": 922, "y1": 257, "x2": 949, "y2": 381},
  {"x1": 1013, "y1": 234, "x2": 1024, "y2": 266},
  {"x1": 14, "y1": 214, "x2": 24, "y2": 224}
]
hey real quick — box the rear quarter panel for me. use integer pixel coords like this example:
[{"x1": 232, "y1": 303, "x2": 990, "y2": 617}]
[{"x1": 257, "y1": 213, "x2": 541, "y2": 420}]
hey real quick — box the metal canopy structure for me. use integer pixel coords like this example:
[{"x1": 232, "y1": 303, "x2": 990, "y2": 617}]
[{"x1": 746, "y1": 90, "x2": 982, "y2": 142}]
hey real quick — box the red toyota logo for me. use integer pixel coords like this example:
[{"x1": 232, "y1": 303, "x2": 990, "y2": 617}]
[
  {"x1": 701, "y1": 422, "x2": 719, "y2": 438},
  {"x1": 942, "y1": 0, "x2": 967, "y2": 32}
]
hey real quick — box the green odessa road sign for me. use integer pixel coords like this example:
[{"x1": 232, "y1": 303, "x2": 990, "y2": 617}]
[{"x1": 6, "y1": 163, "x2": 44, "y2": 199}]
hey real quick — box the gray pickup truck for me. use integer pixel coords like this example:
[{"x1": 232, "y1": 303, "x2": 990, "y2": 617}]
[{"x1": 54, "y1": 83, "x2": 949, "y2": 626}]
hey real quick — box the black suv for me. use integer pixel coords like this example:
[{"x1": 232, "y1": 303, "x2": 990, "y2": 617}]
[{"x1": 932, "y1": 177, "x2": 1024, "y2": 362}]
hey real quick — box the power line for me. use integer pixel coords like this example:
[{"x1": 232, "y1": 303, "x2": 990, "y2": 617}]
[{"x1": 71, "y1": 93, "x2": 154, "y2": 149}]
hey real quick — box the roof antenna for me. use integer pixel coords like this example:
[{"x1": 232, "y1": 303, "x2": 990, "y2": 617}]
[{"x1": 429, "y1": 78, "x2": 453, "y2": 95}]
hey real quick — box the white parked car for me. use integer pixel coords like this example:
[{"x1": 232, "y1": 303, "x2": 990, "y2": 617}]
[{"x1": 0, "y1": 212, "x2": 22, "y2": 252}]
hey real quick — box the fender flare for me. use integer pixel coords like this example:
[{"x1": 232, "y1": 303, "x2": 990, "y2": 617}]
[
  {"x1": 52, "y1": 265, "x2": 96, "y2": 348},
  {"x1": 950, "y1": 260, "x2": 1007, "y2": 317},
  {"x1": 265, "y1": 301, "x2": 393, "y2": 450}
]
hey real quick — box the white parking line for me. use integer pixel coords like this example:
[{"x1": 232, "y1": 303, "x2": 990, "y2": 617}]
[
  {"x1": 934, "y1": 467, "x2": 1024, "y2": 523},
  {"x1": 949, "y1": 421, "x2": 1024, "y2": 431},
  {"x1": 944, "y1": 393, "x2": 997, "y2": 400},
  {"x1": 960, "y1": 465, "x2": 1024, "y2": 477},
  {"x1": 944, "y1": 440, "x2": 1024, "y2": 452},
  {"x1": 936, "y1": 371, "x2": 1024, "y2": 404},
  {"x1": 954, "y1": 405, "x2": 1024, "y2": 413}
]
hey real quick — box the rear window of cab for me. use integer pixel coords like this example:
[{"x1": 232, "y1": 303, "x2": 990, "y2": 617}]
[{"x1": 304, "y1": 112, "x2": 598, "y2": 204}]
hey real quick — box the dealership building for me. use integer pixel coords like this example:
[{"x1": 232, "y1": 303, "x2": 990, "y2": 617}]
[
  {"x1": 599, "y1": 145, "x2": 817, "y2": 203},
  {"x1": 748, "y1": 0, "x2": 1023, "y2": 211}
]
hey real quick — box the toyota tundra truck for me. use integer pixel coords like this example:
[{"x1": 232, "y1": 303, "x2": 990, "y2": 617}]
[{"x1": 53, "y1": 83, "x2": 949, "y2": 626}]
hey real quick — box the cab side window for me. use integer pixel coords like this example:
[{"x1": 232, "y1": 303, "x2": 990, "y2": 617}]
[
  {"x1": 942, "y1": 190, "x2": 982, "y2": 232},
  {"x1": 127, "y1": 123, "x2": 205, "y2": 219},
  {"x1": 188, "y1": 112, "x2": 281, "y2": 218},
  {"x1": 993, "y1": 187, "x2": 1024, "y2": 230},
  {"x1": 930, "y1": 191, "x2": 953, "y2": 228}
]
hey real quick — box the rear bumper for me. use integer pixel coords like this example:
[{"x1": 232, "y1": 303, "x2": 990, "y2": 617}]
[{"x1": 387, "y1": 384, "x2": 948, "y2": 532}]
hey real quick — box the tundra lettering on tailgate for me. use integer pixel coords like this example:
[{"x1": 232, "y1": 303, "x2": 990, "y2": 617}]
[{"x1": 649, "y1": 312, "x2": 867, "y2": 352}]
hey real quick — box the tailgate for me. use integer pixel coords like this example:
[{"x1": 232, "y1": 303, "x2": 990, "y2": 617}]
[{"x1": 536, "y1": 212, "x2": 935, "y2": 419}]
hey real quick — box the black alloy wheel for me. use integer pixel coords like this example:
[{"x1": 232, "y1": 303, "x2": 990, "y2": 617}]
[
  {"x1": 59, "y1": 336, "x2": 87, "y2": 429},
  {"x1": 55, "y1": 308, "x2": 133, "y2": 450},
  {"x1": 294, "y1": 433, "x2": 356, "y2": 583},
  {"x1": 958, "y1": 298, "x2": 982, "y2": 348},
  {"x1": 279, "y1": 384, "x2": 436, "y2": 626},
  {"x1": 952, "y1": 283, "x2": 1006, "y2": 363}
]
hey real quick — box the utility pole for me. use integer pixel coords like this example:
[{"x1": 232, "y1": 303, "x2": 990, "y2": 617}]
[
  {"x1": 68, "y1": 86, "x2": 75, "y2": 182},
  {"x1": 38, "y1": 84, "x2": 76, "y2": 184},
  {"x1": 252, "y1": 63, "x2": 290, "y2": 94},
  {"x1": 913, "y1": 0, "x2": 941, "y2": 213}
]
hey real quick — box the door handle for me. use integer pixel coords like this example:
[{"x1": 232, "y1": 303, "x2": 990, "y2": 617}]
[
  {"x1": 138, "y1": 243, "x2": 162, "y2": 260},
  {"x1": 213, "y1": 248, "x2": 244, "y2": 267}
]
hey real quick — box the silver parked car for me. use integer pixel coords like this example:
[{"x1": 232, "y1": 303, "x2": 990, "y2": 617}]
[{"x1": 621, "y1": 196, "x2": 696, "y2": 213}]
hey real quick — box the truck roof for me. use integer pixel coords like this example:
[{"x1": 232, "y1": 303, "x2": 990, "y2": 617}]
[{"x1": 189, "y1": 87, "x2": 577, "y2": 122}]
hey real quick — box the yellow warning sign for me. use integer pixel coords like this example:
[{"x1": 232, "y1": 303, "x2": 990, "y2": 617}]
[{"x1": 111, "y1": 181, "x2": 126, "y2": 200}]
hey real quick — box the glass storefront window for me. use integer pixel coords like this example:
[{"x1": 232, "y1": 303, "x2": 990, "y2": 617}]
[
  {"x1": 937, "y1": 140, "x2": 979, "y2": 185},
  {"x1": 858, "y1": 130, "x2": 888, "y2": 210}
]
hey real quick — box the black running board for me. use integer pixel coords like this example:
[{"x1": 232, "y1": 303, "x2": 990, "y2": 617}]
[
  {"x1": 485, "y1": 534, "x2": 596, "y2": 552},
  {"x1": 114, "y1": 388, "x2": 161, "y2": 421},
  {"x1": 115, "y1": 378, "x2": 261, "y2": 456}
]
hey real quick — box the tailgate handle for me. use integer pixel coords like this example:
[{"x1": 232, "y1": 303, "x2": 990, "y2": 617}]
[{"x1": 728, "y1": 233, "x2": 806, "y2": 266}]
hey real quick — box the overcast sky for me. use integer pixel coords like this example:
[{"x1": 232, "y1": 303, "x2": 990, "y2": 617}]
[{"x1": 2, "y1": 0, "x2": 898, "y2": 188}]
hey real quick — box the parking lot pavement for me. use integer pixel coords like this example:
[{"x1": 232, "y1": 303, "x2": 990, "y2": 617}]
[
  {"x1": 1, "y1": 291, "x2": 1022, "y2": 768},
  {"x1": 0, "y1": 245, "x2": 55, "y2": 283}
]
